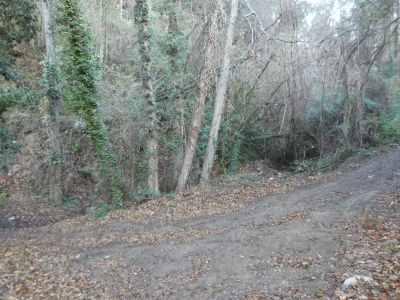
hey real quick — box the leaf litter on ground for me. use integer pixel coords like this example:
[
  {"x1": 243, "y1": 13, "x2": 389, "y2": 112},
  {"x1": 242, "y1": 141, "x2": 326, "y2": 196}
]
[
  {"x1": 332, "y1": 195, "x2": 400, "y2": 300},
  {"x1": 0, "y1": 172, "x2": 336, "y2": 299}
]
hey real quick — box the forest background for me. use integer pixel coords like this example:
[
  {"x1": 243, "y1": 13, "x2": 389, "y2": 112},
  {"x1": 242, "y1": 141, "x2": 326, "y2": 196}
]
[{"x1": 1, "y1": 0, "x2": 399, "y2": 218}]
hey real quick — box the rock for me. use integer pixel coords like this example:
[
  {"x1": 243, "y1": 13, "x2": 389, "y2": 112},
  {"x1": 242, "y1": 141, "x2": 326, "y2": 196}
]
[
  {"x1": 342, "y1": 277, "x2": 357, "y2": 290},
  {"x1": 342, "y1": 275, "x2": 373, "y2": 290}
]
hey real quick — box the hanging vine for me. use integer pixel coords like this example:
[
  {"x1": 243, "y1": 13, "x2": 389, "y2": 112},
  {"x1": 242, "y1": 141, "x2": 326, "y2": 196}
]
[{"x1": 57, "y1": 0, "x2": 123, "y2": 204}]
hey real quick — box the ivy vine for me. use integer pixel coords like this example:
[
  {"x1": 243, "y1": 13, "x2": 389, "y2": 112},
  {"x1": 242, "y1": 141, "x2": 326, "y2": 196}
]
[{"x1": 57, "y1": 0, "x2": 123, "y2": 204}]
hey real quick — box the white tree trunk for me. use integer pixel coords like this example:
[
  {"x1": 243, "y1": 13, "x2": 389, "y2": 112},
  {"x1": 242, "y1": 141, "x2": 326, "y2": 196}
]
[
  {"x1": 102, "y1": 0, "x2": 108, "y2": 62},
  {"x1": 199, "y1": 0, "x2": 239, "y2": 187},
  {"x1": 146, "y1": 69, "x2": 159, "y2": 193},
  {"x1": 42, "y1": 0, "x2": 56, "y2": 64},
  {"x1": 175, "y1": 0, "x2": 221, "y2": 193},
  {"x1": 41, "y1": 0, "x2": 63, "y2": 205}
]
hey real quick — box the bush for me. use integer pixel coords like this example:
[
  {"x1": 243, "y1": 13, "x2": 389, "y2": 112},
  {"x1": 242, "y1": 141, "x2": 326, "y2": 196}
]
[
  {"x1": 134, "y1": 186, "x2": 160, "y2": 204},
  {"x1": 88, "y1": 203, "x2": 112, "y2": 218},
  {"x1": 293, "y1": 146, "x2": 356, "y2": 173},
  {"x1": 377, "y1": 100, "x2": 400, "y2": 144},
  {"x1": 0, "y1": 128, "x2": 21, "y2": 172},
  {"x1": 62, "y1": 195, "x2": 80, "y2": 208},
  {"x1": 0, "y1": 85, "x2": 37, "y2": 115}
]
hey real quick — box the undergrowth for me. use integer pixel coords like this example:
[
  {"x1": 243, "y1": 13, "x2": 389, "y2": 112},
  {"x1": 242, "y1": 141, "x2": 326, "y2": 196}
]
[
  {"x1": 292, "y1": 146, "x2": 383, "y2": 174},
  {"x1": 0, "y1": 187, "x2": 9, "y2": 208}
]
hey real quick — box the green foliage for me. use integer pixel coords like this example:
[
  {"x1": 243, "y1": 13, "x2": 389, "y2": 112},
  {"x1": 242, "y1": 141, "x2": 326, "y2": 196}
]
[
  {"x1": 0, "y1": 86, "x2": 17, "y2": 115},
  {"x1": 132, "y1": 149, "x2": 149, "y2": 188},
  {"x1": 57, "y1": 0, "x2": 123, "y2": 204},
  {"x1": 43, "y1": 61, "x2": 61, "y2": 104},
  {"x1": 0, "y1": 0, "x2": 37, "y2": 81},
  {"x1": 378, "y1": 101, "x2": 400, "y2": 143},
  {"x1": 364, "y1": 98, "x2": 381, "y2": 112},
  {"x1": 88, "y1": 203, "x2": 112, "y2": 218},
  {"x1": 0, "y1": 127, "x2": 21, "y2": 172},
  {"x1": 134, "y1": 186, "x2": 160, "y2": 204},
  {"x1": 293, "y1": 146, "x2": 356, "y2": 173},
  {"x1": 0, "y1": 85, "x2": 37, "y2": 116},
  {"x1": 220, "y1": 127, "x2": 244, "y2": 176},
  {"x1": 151, "y1": 0, "x2": 188, "y2": 92},
  {"x1": 307, "y1": 94, "x2": 345, "y2": 134},
  {"x1": 378, "y1": 71, "x2": 400, "y2": 140},
  {"x1": 44, "y1": 151, "x2": 62, "y2": 166},
  {"x1": 0, "y1": 187, "x2": 9, "y2": 208},
  {"x1": 332, "y1": 146, "x2": 356, "y2": 164},
  {"x1": 62, "y1": 194, "x2": 79, "y2": 208},
  {"x1": 293, "y1": 159, "x2": 316, "y2": 173},
  {"x1": 214, "y1": 84, "x2": 261, "y2": 175}
]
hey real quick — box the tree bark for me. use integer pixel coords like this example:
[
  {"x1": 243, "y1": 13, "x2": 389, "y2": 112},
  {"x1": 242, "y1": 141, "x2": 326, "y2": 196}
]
[
  {"x1": 134, "y1": 0, "x2": 159, "y2": 193},
  {"x1": 101, "y1": 0, "x2": 108, "y2": 62},
  {"x1": 175, "y1": 0, "x2": 221, "y2": 193},
  {"x1": 319, "y1": 56, "x2": 328, "y2": 157},
  {"x1": 167, "y1": 1, "x2": 186, "y2": 186},
  {"x1": 199, "y1": 0, "x2": 239, "y2": 187},
  {"x1": 41, "y1": 0, "x2": 63, "y2": 205}
]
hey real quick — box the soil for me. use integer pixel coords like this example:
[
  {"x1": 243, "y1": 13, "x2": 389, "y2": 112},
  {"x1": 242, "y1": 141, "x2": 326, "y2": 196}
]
[{"x1": 1, "y1": 147, "x2": 399, "y2": 299}]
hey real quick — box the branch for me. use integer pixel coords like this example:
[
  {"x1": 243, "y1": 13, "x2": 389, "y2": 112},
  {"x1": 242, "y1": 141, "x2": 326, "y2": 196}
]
[{"x1": 241, "y1": 0, "x2": 316, "y2": 44}]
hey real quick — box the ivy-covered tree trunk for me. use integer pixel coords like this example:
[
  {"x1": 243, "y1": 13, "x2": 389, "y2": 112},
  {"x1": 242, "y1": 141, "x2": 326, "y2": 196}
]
[
  {"x1": 200, "y1": 0, "x2": 239, "y2": 187},
  {"x1": 41, "y1": 0, "x2": 63, "y2": 205},
  {"x1": 175, "y1": 0, "x2": 221, "y2": 193},
  {"x1": 134, "y1": 0, "x2": 159, "y2": 193},
  {"x1": 58, "y1": 0, "x2": 123, "y2": 203}
]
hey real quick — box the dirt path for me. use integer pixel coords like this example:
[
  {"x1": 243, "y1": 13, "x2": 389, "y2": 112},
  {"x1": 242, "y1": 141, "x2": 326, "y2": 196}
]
[{"x1": 1, "y1": 148, "x2": 399, "y2": 299}]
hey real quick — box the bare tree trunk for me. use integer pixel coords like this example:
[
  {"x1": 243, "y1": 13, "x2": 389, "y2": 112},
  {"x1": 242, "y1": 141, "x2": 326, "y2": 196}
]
[
  {"x1": 199, "y1": 0, "x2": 239, "y2": 187},
  {"x1": 175, "y1": 0, "x2": 221, "y2": 193},
  {"x1": 134, "y1": 0, "x2": 159, "y2": 192},
  {"x1": 42, "y1": 0, "x2": 56, "y2": 66},
  {"x1": 102, "y1": 0, "x2": 108, "y2": 62},
  {"x1": 173, "y1": 94, "x2": 185, "y2": 185},
  {"x1": 41, "y1": 0, "x2": 63, "y2": 205},
  {"x1": 319, "y1": 56, "x2": 328, "y2": 156},
  {"x1": 341, "y1": 65, "x2": 352, "y2": 145}
]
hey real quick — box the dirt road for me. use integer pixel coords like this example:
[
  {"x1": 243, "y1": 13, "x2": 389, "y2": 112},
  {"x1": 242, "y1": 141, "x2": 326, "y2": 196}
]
[{"x1": 1, "y1": 148, "x2": 399, "y2": 299}]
